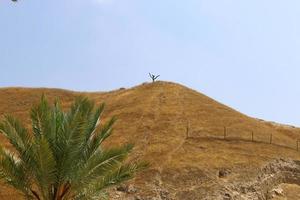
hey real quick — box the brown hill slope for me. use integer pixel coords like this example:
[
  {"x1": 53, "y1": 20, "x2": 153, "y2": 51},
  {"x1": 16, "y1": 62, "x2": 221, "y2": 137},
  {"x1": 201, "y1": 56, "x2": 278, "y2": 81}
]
[{"x1": 0, "y1": 81, "x2": 300, "y2": 199}]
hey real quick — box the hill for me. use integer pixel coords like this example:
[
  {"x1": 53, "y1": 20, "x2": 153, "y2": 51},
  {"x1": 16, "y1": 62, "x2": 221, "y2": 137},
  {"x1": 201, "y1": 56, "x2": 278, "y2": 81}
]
[{"x1": 0, "y1": 81, "x2": 300, "y2": 199}]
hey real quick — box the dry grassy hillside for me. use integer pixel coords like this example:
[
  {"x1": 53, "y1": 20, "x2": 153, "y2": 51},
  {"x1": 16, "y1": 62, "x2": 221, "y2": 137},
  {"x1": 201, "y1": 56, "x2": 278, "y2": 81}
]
[{"x1": 0, "y1": 81, "x2": 300, "y2": 199}]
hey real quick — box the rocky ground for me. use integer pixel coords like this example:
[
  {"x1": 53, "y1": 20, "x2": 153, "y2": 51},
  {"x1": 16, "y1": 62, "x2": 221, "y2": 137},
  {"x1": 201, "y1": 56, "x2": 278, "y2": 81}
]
[{"x1": 109, "y1": 159, "x2": 300, "y2": 200}]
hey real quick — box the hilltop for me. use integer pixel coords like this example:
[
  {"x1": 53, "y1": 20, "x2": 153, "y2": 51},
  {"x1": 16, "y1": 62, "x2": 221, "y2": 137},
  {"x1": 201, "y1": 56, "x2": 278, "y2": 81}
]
[{"x1": 0, "y1": 81, "x2": 300, "y2": 199}]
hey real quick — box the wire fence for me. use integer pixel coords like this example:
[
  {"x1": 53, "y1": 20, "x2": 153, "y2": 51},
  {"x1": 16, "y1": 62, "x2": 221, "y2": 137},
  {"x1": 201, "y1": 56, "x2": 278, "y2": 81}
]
[{"x1": 185, "y1": 125, "x2": 300, "y2": 152}]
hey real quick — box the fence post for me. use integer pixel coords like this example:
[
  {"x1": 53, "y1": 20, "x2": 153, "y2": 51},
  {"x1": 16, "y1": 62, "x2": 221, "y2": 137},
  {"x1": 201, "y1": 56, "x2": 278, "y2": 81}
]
[
  {"x1": 224, "y1": 126, "x2": 227, "y2": 139},
  {"x1": 251, "y1": 131, "x2": 254, "y2": 142},
  {"x1": 186, "y1": 121, "x2": 190, "y2": 139},
  {"x1": 270, "y1": 133, "x2": 273, "y2": 144}
]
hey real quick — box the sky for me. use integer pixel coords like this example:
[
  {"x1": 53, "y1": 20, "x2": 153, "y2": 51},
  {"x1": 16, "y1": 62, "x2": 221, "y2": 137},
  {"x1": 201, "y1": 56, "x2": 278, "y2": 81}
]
[{"x1": 1, "y1": 0, "x2": 300, "y2": 126}]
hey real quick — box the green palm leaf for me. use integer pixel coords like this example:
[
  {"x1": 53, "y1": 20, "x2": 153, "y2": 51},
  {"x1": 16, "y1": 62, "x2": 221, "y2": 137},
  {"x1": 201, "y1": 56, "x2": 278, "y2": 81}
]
[{"x1": 0, "y1": 96, "x2": 147, "y2": 200}]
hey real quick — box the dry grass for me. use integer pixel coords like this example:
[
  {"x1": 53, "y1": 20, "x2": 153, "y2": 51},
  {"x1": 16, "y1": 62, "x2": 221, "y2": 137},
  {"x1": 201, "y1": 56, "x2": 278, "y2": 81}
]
[{"x1": 0, "y1": 81, "x2": 300, "y2": 199}]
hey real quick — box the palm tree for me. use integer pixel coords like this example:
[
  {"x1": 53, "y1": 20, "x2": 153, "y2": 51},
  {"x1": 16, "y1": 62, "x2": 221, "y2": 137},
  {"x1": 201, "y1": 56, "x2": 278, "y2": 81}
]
[{"x1": 0, "y1": 96, "x2": 147, "y2": 200}]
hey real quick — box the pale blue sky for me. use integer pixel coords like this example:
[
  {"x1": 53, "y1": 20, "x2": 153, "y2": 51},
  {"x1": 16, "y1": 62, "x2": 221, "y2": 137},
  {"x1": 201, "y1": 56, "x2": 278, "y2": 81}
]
[{"x1": 1, "y1": 0, "x2": 300, "y2": 126}]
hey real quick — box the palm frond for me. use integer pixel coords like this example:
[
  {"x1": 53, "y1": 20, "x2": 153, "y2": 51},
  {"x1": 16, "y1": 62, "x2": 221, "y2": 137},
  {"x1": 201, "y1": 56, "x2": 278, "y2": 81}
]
[
  {"x1": 75, "y1": 161, "x2": 148, "y2": 199},
  {"x1": 83, "y1": 117, "x2": 117, "y2": 161},
  {"x1": 30, "y1": 95, "x2": 52, "y2": 139},
  {"x1": 0, "y1": 115, "x2": 32, "y2": 155},
  {"x1": 31, "y1": 136, "x2": 57, "y2": 199},
  {"x1": 0, "y1": 96, "x2": 148, "y2": 200},
  {"x1": 73, "y1": 143, "x2": 134, "y2": 188},
  {"x1": 0, "y1": 147, "x2": 34, "y2": 198}
]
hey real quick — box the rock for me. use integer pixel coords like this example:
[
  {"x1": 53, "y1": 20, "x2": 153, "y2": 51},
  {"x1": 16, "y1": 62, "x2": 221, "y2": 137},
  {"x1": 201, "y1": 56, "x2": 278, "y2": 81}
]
[
  {"x1": 223, "y1": 193, "x2": 231, "y2": 200},
  {"x1": 128, "y1": 184, "x2": 138, "y2": 194},
  {"x1": 271, "y1": 187, "x2": 283, "y2": 196},
  {"x1": 218, "y1": 169, "x2": 231, "y2": 178},
  {"x1": 116, "y1": 184, "x2": 127, "y2": 192},
  {"x1": 159, "y1": 190, "x2": 169, "y2": 199},
  {"x1": 116, "y1": 184, "x2": 138, "y2": 194},
  {"x1": 134, "y1": 195, "x2": 142, "y2": 200}
]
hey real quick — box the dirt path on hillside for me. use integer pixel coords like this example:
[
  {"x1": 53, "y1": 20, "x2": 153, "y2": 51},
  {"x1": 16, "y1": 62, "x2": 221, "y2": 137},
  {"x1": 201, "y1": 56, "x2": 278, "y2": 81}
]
[{"x1": 158, "y1": 87, "x2": 188, "y2": 173}]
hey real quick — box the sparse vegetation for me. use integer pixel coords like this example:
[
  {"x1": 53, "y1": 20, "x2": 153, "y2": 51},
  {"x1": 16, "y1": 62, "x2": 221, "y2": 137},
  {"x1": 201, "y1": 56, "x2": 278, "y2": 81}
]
[
  {"x1": 0, "y1": 96, "x2": 147, "y2": 200},
  {"x1": 0, "y1": 83, "x2": 300, "y2": 199},
  {"x1": 148, "y1": 73, "x2": 160, "y2": 82}
]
